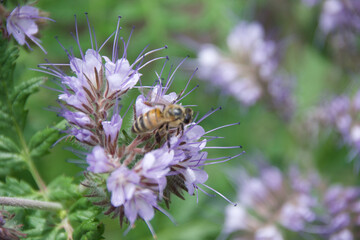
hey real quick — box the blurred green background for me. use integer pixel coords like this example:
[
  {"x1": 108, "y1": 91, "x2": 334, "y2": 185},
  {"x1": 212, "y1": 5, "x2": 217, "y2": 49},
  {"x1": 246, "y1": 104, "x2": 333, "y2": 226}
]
[{"x1": 6, "y1": 0, "x2": 360, "y2": 239}]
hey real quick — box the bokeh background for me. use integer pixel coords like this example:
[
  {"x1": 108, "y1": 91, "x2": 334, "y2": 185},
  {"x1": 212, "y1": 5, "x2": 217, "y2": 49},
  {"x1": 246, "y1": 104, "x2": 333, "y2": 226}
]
[{"x1": 6, "y1": 0, "x2": 360, "y2": 239}]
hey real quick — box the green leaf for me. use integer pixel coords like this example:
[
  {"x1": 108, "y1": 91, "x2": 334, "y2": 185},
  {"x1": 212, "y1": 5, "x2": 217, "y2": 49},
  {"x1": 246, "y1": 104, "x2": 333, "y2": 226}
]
[
  {"x1": 69, "y1": 198, "x2": 101, "y2": 223},
  {"x1": 9, "y1": 77, "x2": 46, "y2": 130},
  {"x1": 0, "y1": 107, "x2": 13, "y2": 130},
  {"x1": 0, "y1": 34, "x2": 18, "y2": 101},
  {"x1": 0, "y1": 177, "x2": 34, "y2": 197},
  {"x1": 29, "y1": 120, "x2": 67, "y2": 159},
  {"x1": 47, "y1": 176, "x2": 80, "y2": 204},
  {"x1": 0, "y1": 135, "x2": 25, "y2": 175},
  {"x1": 0, "y1": 134, "x2": 20, "y2": 153},
  {"x1": 73, "y1": 218, "x2": 104, "y2": 240}
]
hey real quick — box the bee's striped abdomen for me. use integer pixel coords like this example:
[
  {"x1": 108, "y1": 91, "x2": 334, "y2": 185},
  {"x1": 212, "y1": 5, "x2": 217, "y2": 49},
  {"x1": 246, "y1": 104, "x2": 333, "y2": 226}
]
[{"x1": 132, "y1": 108, "x2": 164, "y2": 134}]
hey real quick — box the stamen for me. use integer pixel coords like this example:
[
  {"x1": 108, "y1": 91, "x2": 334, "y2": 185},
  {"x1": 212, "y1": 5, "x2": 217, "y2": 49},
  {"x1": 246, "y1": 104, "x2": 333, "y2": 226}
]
[
  {"x1": 74, "y1": 15, "x2": 84, "y2": 59},
  {"x1": 201, "y1": 184, "x2": 237, "y2": 206},
  {"x1": 204, "y1": 145, "x2": 242, "y2": 149},
  {"x1": 201, "y1": 152, "x2": 245, "y2": 166},
  {"x1": 205, "y1": 122, "x2": 241, "y2": 135},
  {"x1": 85, "y1": 13, "x2": 94, "y2": 50},
  {"x1": 145, "y1": 220, "x2": 157, "y2": 239},
  {"x1": 54, "y1": 36, "x2": 71, "y2": 58},
  {"x1": 155, "y1": 206, "x2": 177, "y2": 225},
  {"x1": 131, "y1": 45, "x2": 168, "y2": 67},
  {"x1": 138, "y1": 56, "x2": 168, "y2": 71},
  {"x1": 112, "y1": 16, "x2": 122, "y2": 62},
  {"x1": 164, "y1": 56, "x2": 188, "y2": 94},
  {"x1": 99, "y1": 32, "x2": 115, "y2": 52},
  {"x1": 195, "y1": 107, "x2": 222, "y2": 125},
  {"x1": 176, "y1": 84, "x2": 199, "y2": 103},
  {"x1": 182, "y1": 67, "x2": 198, "y2": 99}
]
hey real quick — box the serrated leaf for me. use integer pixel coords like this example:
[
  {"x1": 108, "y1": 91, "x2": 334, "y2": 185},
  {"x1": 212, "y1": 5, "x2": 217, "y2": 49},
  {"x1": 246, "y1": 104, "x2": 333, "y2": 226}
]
[
  {"x1": 29, "y1": 120, "x2": 67, "y2": 159},
  {"x1": 0, "y1": 177, "x2": 34, "y2": 197},
  {"x1": 73, "y1": 218, "x2": 104, "y2": 240},
  {"x1": 47, "y1": 176, "x2": 80, "y2": 203},
  {"x1": 0, "y1": 108, "x2": 13, "y2": 130},
  {"x1": 0, "y1": 135, "x2": 20, "y2": 152},
  {"x1": 0, "y1": 34, "x2": 18, "y2": 100},
  {"x1": 69, "y1": 198, "x2": 101, "y2": 223},
  {"x1": 9, "y1": 77, "x2": 45, "y2": 130}
]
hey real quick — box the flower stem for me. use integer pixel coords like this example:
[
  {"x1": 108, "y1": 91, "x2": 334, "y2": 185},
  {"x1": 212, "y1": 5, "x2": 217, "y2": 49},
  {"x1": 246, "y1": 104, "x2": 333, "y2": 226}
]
[
  {"x1": 15, "y1": 124, "x2": 47, "y2": 195},
  {"x1": 0, "y1": 197, "x2": 63, "y2": 211}
]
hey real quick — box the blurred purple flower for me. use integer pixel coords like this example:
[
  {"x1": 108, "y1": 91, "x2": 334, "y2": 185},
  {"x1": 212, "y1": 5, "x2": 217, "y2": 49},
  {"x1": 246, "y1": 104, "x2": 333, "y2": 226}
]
[
  {"x1": 6, "y1": 5, "x2": 53, "y2": 53},
  {"x1": 196, "y1": 21, "x2": 294, "y2": 119},
  {"x1": 222, "y1": 165, "x2": 317, "y2": 239},
  {"x1": 320, "y1": 0, "x2": 360, "y2": 34},
  {"x1": 322, "y1": 185, "x2": 360, "y2": 239}
]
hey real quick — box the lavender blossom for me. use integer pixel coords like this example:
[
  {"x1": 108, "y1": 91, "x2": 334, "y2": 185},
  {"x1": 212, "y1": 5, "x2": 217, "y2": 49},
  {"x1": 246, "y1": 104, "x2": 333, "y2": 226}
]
[
  {"x1": 5, "y1": 5, "x2": 53, "y2": 53},
  {"x1": 195, "y1": 21, "x2": 294, "y2": 119},
  {"x1": 222, "y1": 165, "x2": 317, "y2": 239}
]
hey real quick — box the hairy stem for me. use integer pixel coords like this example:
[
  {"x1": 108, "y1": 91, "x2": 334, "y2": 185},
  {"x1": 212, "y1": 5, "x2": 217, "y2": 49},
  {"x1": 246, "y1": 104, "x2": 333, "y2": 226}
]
[{"x1": 0, "y1": 197, "x2": 63, "y2": 211}]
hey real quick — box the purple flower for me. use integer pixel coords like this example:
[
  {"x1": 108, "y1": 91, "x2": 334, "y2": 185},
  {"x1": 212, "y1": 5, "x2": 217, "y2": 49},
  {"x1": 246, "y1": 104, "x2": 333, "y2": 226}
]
[
  {"x1": 102, "y1": 113, "x2": 122, "y2": 154},
  {"x1": 320, "y1": 0, "x2": 360, "y2": 34},
  {"x1": 103, "y1": 56, "x2": 142, "y2": 96},
  {"x1": 223, "y1": 165, "x2": 317, "y2": 238},
  {"x1": 137, "y1": 148, "x2": 174, "y2": 195},
  {"x1": 69, "y1": 128, "x2": 99, "y2": 146},
  {"x1": 107, "y1": 167, "x2": 140, "y2": 207},
  {"x1": 321, "y1": 185, "x2": 360, "y2": 238},
  {"x1": 316, "y1": 90, "x2": 360, "y2": 161},
  {"x1": 86, "y1": 146, "x2": 114, "y2": 173},
  {"x1": 195, "y1": 21, "x2": 294, "y2": 119},
  {"x1": 124, "y1": 189, "x2": 158, "y2": 226},
  {"x1": 6, "y1": 5, "x2": 53, "y2": 53},
  {"x1": 60, "y1": 110, "x2": 93, "y2": 129}
]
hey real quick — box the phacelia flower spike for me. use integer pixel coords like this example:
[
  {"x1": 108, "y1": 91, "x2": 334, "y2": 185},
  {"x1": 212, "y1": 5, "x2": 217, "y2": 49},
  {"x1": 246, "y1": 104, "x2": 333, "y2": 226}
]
[
  {"x1": 43, "y1": 15, "x2": 243, "y2": 236},
  {"x1": 4, "y1": 4, "x2": 54, "y2": 54},
  {"x1": 195, "y1": 21, "x2": 294, "y2": 120}
]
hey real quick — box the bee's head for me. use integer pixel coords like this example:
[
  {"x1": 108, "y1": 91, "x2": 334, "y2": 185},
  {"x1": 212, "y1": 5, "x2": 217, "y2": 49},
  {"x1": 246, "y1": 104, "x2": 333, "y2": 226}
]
[{"x1": 183, "y1": 108, "x2": 193, "y2": 124}]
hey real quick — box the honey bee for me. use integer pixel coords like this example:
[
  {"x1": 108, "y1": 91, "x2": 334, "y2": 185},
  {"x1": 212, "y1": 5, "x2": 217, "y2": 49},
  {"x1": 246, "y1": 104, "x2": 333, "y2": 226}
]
[{"x1": 132, "y1": 103, "x2": 193, "y2": 144}]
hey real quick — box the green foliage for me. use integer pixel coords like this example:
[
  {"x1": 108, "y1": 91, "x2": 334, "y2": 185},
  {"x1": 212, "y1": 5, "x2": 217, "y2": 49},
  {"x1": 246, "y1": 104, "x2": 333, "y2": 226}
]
[
  {"x1": 29, "y1": 120, "x2": 67, "y2": 159},
  {"x1": 73, "y1": 218, "x2": 105, "y2": 240},
  {"x1": 0, "y1": 177, "x2": 34, "y2": 197}
]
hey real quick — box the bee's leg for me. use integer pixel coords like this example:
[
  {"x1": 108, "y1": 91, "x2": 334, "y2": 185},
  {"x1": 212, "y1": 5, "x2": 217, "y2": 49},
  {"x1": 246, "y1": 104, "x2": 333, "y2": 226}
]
[
  {"x1": 177, "y1": 123, "x2": 184, "y2": 137},
  {"x1": 132, "y1": 104, "x2": 137, "y2": 121},
  {"x1": 155, "y1": 131, "x2": 161, "y2": 144},
  {"x1": 163, "y1": 123, "x2": 172, "y2": 148}
]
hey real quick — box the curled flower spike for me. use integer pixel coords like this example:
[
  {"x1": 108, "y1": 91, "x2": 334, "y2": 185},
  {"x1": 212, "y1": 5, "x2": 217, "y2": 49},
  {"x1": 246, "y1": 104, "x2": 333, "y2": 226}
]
[
  {"x1": 5, "y1": 5, "x2": 54, "y2": 53},
  {"x1": 43, "y1": 14, "x2": 243, "y2": 236}
]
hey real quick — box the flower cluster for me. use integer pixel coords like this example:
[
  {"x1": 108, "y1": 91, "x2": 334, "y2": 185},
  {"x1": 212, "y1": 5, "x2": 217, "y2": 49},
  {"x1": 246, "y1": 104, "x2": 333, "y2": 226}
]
[
  {"x1": 41, "y1": 16, "x2": 243, "y2": 236},
  {"x1": 308, "y1": 90, "x2": 360, "y2": 162},
  {"x1": 302, "y1": 0, "x2": 360, "y2": 70},
  {"x1": 195, "y1": 21, "x2": 294, "y2": 119},
  {"x1": 320, "y1": 185, "x2": 360, "y2": 239},
  {"x1": 221, "y1": 165, "x2": 317, "y2": 239},
  {"x1": 319, "y1": 0, "x2": 360, "y2": 35},
  {"x1": 0, "y1": 4, "x2": 53, "y2": 53}
]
